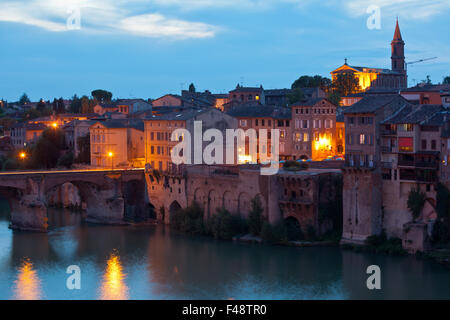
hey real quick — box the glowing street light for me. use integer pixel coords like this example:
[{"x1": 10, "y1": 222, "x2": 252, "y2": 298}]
[
  {"x1": 108, "y1": 152, "x2": 114, "y2": 170},
  {"x1": 51, "y1": 122, "x2": 58, "y2": 128},
  {"x1": 19, "y1": 152, "x2": 26, "y2": 160}
]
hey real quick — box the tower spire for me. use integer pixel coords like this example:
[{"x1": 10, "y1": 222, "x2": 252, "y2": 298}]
[{"x1": 393, "y1": 17, "x2": 403, "y2": 41}]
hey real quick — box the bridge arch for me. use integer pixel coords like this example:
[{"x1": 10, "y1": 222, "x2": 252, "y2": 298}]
[{"x1": 222, "y1": 191, "x2": 235, "y2": 213}]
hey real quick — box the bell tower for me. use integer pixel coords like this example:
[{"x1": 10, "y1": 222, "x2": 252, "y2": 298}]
[{"x1": 391, "y1": 18, "x2": 405, "y2": 73}]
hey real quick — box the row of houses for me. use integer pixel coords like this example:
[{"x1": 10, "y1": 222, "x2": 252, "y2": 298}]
[{"x1": 341, "y1": 92, "x2": 450, "y2": 252}]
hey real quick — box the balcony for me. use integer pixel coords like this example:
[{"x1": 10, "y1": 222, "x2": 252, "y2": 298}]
[
  {"x1": 381, "y1": 146, "x2": 397, "y2": 153},
  {"x1": 381, "y1": 162, "x2": 393, "y2": 169},
  {"x1": 381, "y1": 129, "x2": 397, "y2": 136}
]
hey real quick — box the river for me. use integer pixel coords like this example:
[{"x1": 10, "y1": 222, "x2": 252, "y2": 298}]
[{"x1": 0, "y1": 201, "x2": 449, "y2": 300}]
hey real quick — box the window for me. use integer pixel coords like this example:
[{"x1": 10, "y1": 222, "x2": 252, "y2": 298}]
[
  {"x1": 240, "y1": 120, "x2": 247, "y2": 127},
  {"x1": 359, "y1": 134, "x2": 365, "y2": 145},
  {"x1": 348, "y1": 117, "x2": 354, "y2": 125},
  {"x1": 431, "y1": 140, "x2": 436, "y2": 150},
  {"x1": 268, "y1": 120, "x2": 271, "y2": 126},
  {"x1": 295, "y1": 133, "x2": 302, "y2": 142},
  {"x1": 421, "y1": 140, "x2": 427, "y2": 150},
  {"x1": 302, "y1": 120, "x2": 308, "y2": 129},
  {"x1": 151, "y1": 132, "x2": 154, "y2": 140},
  {"x1": 399, "y1": 137, "x2": 413, "y2": 152},
  {"x1": 255, "y1": 119, "x2": 259, "y2": 126},
  {"x1": 280, "y1": 130, "x2": 285, "y2": 138},
  {"x1": 399, "y1": 124, "x2": 413, "y2": 132},
  {"x1": 303, "y1": 133, "x2": 309, "y2": 142},
  {"x1": 262, "y1": 119, "x2": 265, "y2": 126}
]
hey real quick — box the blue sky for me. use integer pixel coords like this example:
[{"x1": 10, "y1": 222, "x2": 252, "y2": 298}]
[{"x1": 0, "y1": 0, "x2": 449, "y2": 102}]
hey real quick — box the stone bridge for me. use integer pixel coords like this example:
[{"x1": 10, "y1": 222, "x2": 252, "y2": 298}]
[{"x1": 0, "y1": 169, "x2": 148, "y2": 232}]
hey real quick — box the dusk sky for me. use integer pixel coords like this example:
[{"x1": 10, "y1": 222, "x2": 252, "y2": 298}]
[{"x1": 0, "y1": 0, "x2": 449, "y2": 102}]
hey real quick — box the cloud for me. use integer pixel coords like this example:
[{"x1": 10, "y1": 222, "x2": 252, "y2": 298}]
[{"x1": 0, "y1": 0, "x2": 218, "y2": 39}]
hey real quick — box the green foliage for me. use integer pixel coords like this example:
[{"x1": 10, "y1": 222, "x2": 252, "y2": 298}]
[
  {"x1": 432, "y1": 219, "x2": 450, "y2": 244},
  {"x1": 205, "y1": 208, "x2": 236, "y2": 240},
  {"x1": 287, "y1": 88, "x2": 305, "y2": 105},
  {"x1": 19, "y1": 93, "x2": 30, "y2": 105},
  {"x1": 171, "y1": 201, "x2": 204, "y2": 235},
  {"x1": 331, "y1": 73, "x2": 361, "y2": 97},
  {"x1": 327, "y1": 91, "x2": 341, "y2": 107},
  {"x1": 57, "y1": 152, "x2": 74, "y2": 168},
  {"x1": 28, "y1": 128, "x2": 66, "y2": 169},
  {"x1": 69, "y1": 94, "x2": 82, "y2": 113},
  {"x1": 2, "y1": 157, "x2": 19, "y2": 171},
  {"x1": 261, "y1": 220, "x2": 288, "y2": 244},
  {"x1": 91, "y1": 89, "x2": 112, "y2": 103},
  {"x1": 188, "y1": 83, "x2": 196, "y2": 93},
  {"x1": 248, "y1": 196, "x2": 263, "y2": 236},
  {"x1": 443, "y1": 76, "x2": 450, "y2": 85},
  {"x1": 23, "y1": 108, "x2": 41, "y2": 120},
  {"x1": 291, "y1": 75, "x2": 331, "y2": 91},
  {"x1": 407, "y1": 185, "x2": 426, "y2": 220},
  {"x1": 75, "y1": 134, "x2": 90, "y2": 163},
  {"x1": 365, "y1": 231, "x2": 406, "y2": 255}
]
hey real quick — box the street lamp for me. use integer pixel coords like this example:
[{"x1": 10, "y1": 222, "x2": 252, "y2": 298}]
[
  {"x1": 19, "y1": 152, "x2": 26, "y2": 160},
  {"x1": 108, "y1": 152, "x2": 114, "y2": 170},
  {"x1": 52, "y1": 122, "x2": 58, "y2": 129}
]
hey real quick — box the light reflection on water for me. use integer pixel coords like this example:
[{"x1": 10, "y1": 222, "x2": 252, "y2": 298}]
[
  {"x1": 0, "y1": 202, "x2": 449, "y2": 300},
  {"x1": 13, "y1": 258, "x2": 42, "y2": 300},
  {"x1": 99, "y1": 252, "x2": 129, "y2": 300}
]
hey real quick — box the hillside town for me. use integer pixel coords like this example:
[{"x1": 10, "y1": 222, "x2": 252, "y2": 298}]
[{"x1": 0, "y1": 21, "x2": 449, "y2": 257}]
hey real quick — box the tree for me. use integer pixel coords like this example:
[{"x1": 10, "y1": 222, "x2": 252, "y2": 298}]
[
  {"x1": 19, "y1": 93, "x2": 30, "y2": 105},
  {"x1": 291, "y1": 75, "x2": 332, "y2": 92},
  {"x1": 421, "y1": 75, "x2": 432, "y2": 85},
  {"x1": 91, "y1": 89, "x2": 112, "y2": 103},
  {"x1": 327, "y1": 91, "x2": 341, "y2": 107},
  {"x1": 69, "y1": 94, "x2": 82, "y2": 113},
  {"x1": 57, "y1": 152, "x2": 74, "y2": 168},
  {"x1": 331, "y1": 72, "x2": 361, "y2": 97},
  {"x1": 443, "y1": 76, "x2": 450, "y2": 84},
  {"x1": 248, "y1": 196, "x2": 264, "y2": 236},
  {"x1": 75, "y1": 134, "x2": 90, "y2": 163},
  {"x1": 188, "y1": 83, "x2": 196, "y2": 93},
  {"x1": 287, "y1": 88, "x2": 305, "y2": 105},
  {"x1": 407, "y1": 186, "x2": 426, "y2": 221},
  {"x1": 28, "y1": 128, "x2": 66, "y2": 169}
]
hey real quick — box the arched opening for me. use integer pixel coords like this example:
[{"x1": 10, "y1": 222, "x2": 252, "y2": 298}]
[
  {"x1": 237, "y1": 192, "x2": 251, "y2": 218},
  {"x1": 285, "y1": 216, "x2": 303, "y2": 241},
  {"x1": 299, "y1": 155, "x2": 309, "y2": 160},
  {"x1": 123, "y1": 179, "x2": 153, "y2": 222},
  {"x1": 169, "y1": 201, "x2": 182, "y2": 218},
  {"x1": 207, "y1": 190, "x2": 219, "y2": 218}
]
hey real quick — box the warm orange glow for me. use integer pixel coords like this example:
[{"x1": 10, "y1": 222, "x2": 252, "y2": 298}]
[
  {"x1": 315, "y1": 136, "x2": 331, "y2": 151},
  {"x1": 52, "y1": 122, "x2": 58, "y2": 128},
  {"x1": 108, "y1": 152, "x2": 113, "y2": 158},
  {"x1": 19, "y1": 152, "x2": 26, "y2": 159},
  {"x1": 13, "y1": 259, "x2": 42, "y2": 300},
  {"x1": 100, "y1": 252, "x2": 128, "y2": 300}
]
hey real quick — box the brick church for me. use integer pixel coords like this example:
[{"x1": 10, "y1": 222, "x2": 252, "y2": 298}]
[{"x1": 331, "y1": 20, "x2": 408, "y2": 91}]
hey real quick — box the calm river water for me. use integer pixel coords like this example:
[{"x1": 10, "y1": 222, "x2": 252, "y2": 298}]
[{"x1": 0, "y1": 202, "x2": 449, "y2": 300}]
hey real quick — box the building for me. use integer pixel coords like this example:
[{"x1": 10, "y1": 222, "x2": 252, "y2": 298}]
[
  {"x1": 93, "y1": 103, "x2": 119, "y2": 115},
  {"x1": 116, "y1": 99, "x2": 152, "y2": 115},
  {"x1": 63, "y1": 120, "x2": 94, "y2": 158},
  {"x1": 89, "y1": 119, "x2": 144, "y2": 168},
  {"x1": 290, "y1": 98, "x2": 337, "y2": 161},
  {"x1": 400, "y1": 84, "x2": 450, "y2": 105},
  {"x1": 379, "y1": 104, "x2": 445, "y2": 238},
  {"x1": 143, "y1": 108, "x2": 237, "y2": 171},
  {"x1": 226, "y1": 105, "x2": 292, "y2": 162},
  {"x1": 9, "y1": 122, "x2": 47, "y2": 149},
  {"x1": 342, "y1": 94, "x2": 410, "y2": 244},
  {"x1": 331, "y1": 20, "x2": 407, "y2": 91}
]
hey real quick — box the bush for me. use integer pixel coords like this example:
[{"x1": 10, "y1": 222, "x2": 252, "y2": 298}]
[
  {"x1": 407, "y1": 185, "x2": 426, "y2": 221},
  {"x1": 365, "y1": 231, "x2": 406, "y2": 255},
  {"x1": 248, "y1": 196, "x2": 263, "y2": 236},
  {"x1": 432, "y1": 219, "x2": 450, "y2": 244},
  {"x1": 205, "y1": 208, "x2": 235, "y2": 240},
  {"x1": 57, "y1": 152, "x2": 74, "y2": 168},
  {"x1": 261, "y1": 220, "x2": 288, "y2": 244},
  {"x1": 171, "y1": 201, "x2": 204, "y2": 235}
]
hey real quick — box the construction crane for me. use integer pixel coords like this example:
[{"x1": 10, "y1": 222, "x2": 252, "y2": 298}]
[{"x1": 405, "y1": 57, "x2": 437, "y2": 73}]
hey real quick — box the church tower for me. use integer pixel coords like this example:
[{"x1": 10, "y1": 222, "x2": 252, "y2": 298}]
[{"x1": 391, "y1": 19, "x2": 405, "y2": 73}]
